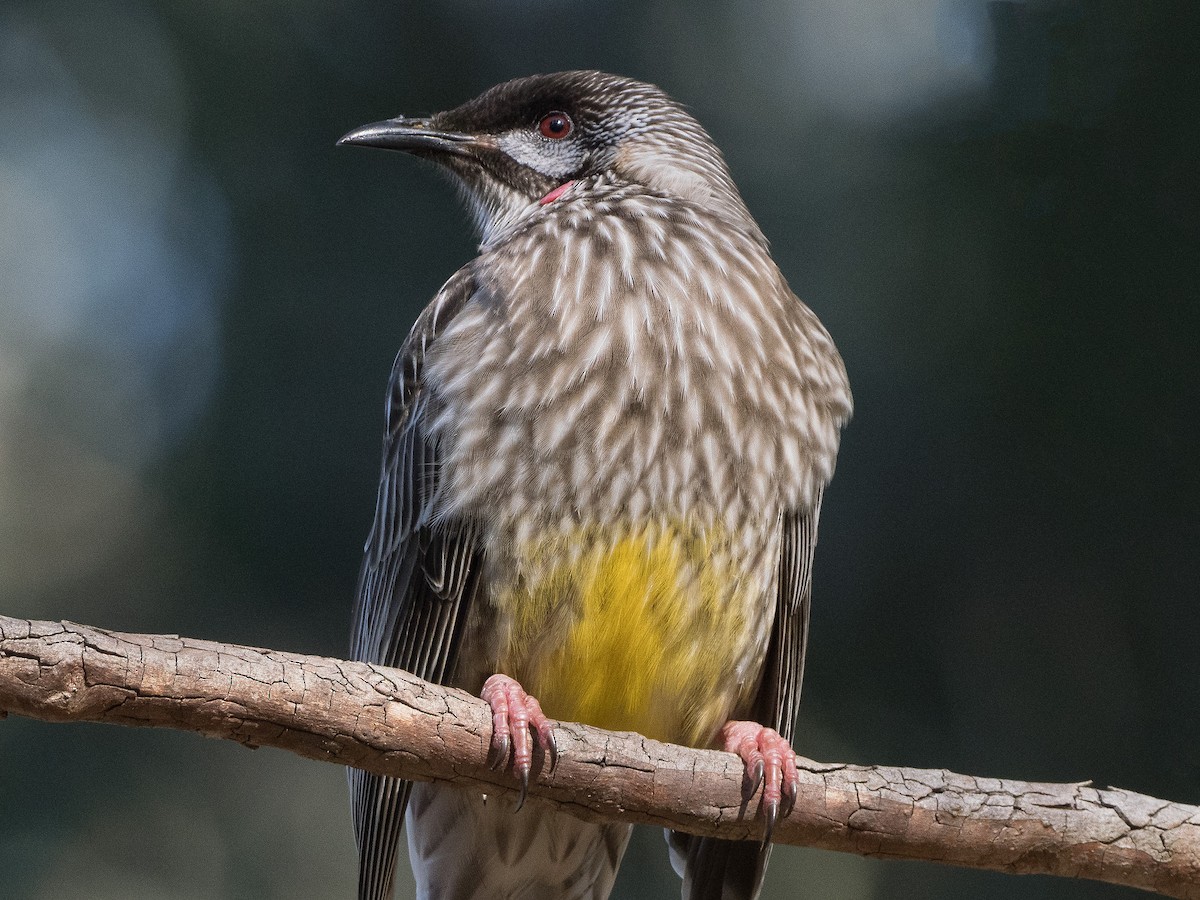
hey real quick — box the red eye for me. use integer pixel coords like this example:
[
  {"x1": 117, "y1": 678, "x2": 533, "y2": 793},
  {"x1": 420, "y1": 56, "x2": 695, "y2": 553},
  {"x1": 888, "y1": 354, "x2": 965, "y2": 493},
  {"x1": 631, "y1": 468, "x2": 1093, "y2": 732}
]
[{"x1": 538, "y1": 112, "x2": 573, "y2": 140}]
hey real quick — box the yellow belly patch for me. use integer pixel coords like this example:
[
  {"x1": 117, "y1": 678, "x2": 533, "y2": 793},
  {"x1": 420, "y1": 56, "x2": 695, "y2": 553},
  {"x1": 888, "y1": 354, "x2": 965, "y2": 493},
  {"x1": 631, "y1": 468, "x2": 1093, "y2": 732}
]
[{"x1": 498, "y1": 520, "x2": 756, "y2": 747}]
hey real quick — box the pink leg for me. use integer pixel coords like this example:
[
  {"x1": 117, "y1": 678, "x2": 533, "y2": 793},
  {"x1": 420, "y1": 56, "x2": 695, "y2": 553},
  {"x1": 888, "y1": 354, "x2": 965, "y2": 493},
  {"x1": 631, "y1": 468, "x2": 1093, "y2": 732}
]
[
  {"x1": 480, "y1": 674, "x2": 558, "y2": 810},
  {"x1": 720, "y1": 720, "x2": 800, "y2": 843}
]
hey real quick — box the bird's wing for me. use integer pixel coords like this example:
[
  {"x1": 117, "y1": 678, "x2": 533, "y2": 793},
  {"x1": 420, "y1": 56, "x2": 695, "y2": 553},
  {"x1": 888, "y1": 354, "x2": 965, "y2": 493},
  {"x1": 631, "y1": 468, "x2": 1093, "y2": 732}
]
[
  {"x1": 675, "y1": 495, "x2": 822, "y2": 900},
  {"x1": 752, "y1": 499, "x2": 821, "y2": 745},
  {"x1": 349, "y1": 267, "x2": 484, "y2": 900}
]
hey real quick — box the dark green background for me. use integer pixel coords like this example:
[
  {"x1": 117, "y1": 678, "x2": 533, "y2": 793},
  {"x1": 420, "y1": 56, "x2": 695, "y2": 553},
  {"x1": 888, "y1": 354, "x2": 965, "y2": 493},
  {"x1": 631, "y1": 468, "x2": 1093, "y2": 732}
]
[{"x1": 1, "y1": 2, "x2": 1195, "y2": 898}]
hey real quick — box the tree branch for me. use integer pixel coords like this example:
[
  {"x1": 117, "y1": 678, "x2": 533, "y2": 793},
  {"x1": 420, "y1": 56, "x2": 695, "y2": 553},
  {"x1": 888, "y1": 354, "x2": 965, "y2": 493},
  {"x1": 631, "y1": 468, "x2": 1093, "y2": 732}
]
[{"x1": 1, "y1": 614, "x2": 1196, "y2": 897}]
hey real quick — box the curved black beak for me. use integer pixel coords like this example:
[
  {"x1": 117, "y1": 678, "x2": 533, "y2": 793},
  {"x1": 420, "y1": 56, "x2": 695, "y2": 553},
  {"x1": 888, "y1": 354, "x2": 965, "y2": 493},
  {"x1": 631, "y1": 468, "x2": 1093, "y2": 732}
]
[{"x1": 336, "y1": 117, "x2": 476, "y2": 156}]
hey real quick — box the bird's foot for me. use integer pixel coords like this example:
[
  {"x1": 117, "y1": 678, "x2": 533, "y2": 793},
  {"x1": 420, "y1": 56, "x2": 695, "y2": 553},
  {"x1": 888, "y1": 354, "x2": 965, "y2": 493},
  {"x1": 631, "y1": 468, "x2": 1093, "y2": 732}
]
[
  {"x1": 480, "y1": 674, "x2": 558, "y2": 810},
  {"x1": 721, "y1": 720, "x2": 799, "y2": 845}
]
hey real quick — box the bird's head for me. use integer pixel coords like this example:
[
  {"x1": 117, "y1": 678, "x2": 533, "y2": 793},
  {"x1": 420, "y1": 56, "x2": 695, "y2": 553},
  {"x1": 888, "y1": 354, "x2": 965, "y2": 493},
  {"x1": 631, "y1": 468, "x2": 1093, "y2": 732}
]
[{"x1": 338, "y1": 71, "x2": 754, "y2": 243}]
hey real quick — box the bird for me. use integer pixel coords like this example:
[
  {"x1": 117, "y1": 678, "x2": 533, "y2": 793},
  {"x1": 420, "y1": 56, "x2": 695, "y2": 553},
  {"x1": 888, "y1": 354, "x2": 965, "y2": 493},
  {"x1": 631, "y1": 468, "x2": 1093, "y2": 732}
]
[{"x1": 338, "y1": 70, "x2": 852, "y2": 900}]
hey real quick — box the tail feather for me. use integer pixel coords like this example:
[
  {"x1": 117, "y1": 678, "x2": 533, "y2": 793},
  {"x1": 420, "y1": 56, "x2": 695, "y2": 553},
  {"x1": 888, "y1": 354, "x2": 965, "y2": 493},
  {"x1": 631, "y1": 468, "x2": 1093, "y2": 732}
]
[
  {"x1": 668, "y1": 831, "x2": 771, "y2": 900},
  {"x1": 351, "y1": 768, "x2": 411, "y2": 900}
]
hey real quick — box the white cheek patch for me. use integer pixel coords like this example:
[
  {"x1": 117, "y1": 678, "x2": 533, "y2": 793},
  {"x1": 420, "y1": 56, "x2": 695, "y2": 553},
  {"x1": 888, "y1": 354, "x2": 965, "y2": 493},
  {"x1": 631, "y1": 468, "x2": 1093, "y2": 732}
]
[{"x1": 497, "y1": 131, "x2": 586, "y2": 181}]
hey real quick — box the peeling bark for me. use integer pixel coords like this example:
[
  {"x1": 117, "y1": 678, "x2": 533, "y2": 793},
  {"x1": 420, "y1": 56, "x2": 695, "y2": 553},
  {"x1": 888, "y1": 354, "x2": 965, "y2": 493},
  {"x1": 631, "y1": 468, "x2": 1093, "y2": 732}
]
[{"x1": 1, "y1": 614, "x2": 1197, "y2": 897}]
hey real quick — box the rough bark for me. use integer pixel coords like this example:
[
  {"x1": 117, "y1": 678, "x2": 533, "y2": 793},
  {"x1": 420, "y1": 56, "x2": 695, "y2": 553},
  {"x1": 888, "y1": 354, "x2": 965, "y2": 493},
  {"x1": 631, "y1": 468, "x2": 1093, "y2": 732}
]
[{"x1": 1, "y1": 614, "x2": 1197, "y2": 897}]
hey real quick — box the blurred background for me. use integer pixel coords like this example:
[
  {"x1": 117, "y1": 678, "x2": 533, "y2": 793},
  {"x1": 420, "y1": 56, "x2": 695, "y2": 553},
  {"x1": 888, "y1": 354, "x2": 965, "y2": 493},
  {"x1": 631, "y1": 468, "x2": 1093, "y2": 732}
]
[{"x1": 1, "y1": 2, "x2": 1195, "y2": 898}]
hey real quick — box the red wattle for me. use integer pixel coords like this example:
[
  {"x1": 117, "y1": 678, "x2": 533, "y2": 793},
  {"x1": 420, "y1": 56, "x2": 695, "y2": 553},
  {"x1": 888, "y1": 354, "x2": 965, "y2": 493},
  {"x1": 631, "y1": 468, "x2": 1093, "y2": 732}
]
[{"x1": 538, "y1": 181, "x2": 575, "y2": 205}]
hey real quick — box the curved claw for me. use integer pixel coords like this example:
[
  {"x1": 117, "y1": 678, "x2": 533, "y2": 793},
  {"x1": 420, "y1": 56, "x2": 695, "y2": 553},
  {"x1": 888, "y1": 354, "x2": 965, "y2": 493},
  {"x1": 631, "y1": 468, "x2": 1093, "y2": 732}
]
[
  {"x1": 546, "y1": 728, "x2": 560, "y2": 772},
  {"x1": 516, "y1": 767, "x2": 530, "y2": 812},
  {"x1": 487, "y1": 732, "x2": 510, "y2": 770},
  {"x1": 762, "y1": 797, "x2": 779, "y2": 848},
  {"x1": 781, "y1": 773, "x2": 800, "y2": 819},
  {"x1": 748, "y1": 758, "x2": 765, "y2": 797}
]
